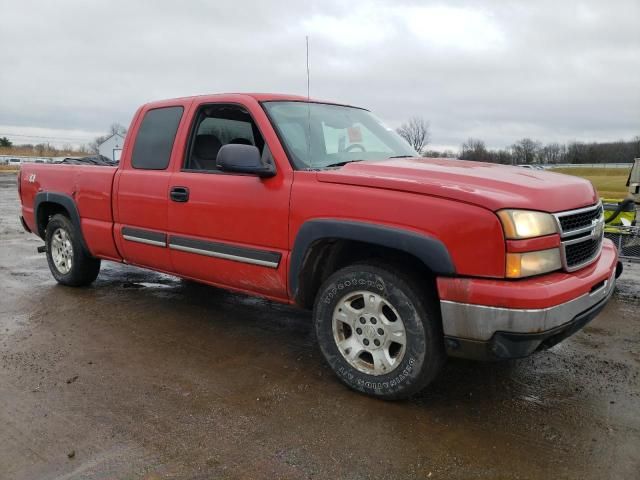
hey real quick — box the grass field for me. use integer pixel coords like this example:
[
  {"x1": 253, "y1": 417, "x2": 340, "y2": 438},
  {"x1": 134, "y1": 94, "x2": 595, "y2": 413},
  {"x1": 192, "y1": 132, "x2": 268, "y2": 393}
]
[
  {"x1": 551, "y1": 167, "x2": 630, "y2": 199},
  {"x1": 0, "y1": 146, "x2": 88, "y2": 157}
]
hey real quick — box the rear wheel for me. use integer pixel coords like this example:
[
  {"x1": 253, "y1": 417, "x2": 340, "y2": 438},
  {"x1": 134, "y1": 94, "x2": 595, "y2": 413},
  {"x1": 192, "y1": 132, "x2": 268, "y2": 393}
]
[
  {"x1": 313, "y1": 262, "x2": 445, "y2": 400},
  {"x1": 45, "y1": 214, "x2": 101, "y2": 286}
]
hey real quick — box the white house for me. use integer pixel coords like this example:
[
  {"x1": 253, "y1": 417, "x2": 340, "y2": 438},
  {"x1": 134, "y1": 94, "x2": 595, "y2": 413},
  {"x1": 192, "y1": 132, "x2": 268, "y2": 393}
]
[{"x1": 98, "y1": 133, "x2": 125, "y2": 162}]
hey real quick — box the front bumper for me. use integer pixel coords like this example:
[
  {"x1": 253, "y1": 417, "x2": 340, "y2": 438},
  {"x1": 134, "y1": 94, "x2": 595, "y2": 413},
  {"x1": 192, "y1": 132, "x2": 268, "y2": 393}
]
[{"x1": 439, "y1": 240, "x2": 618, "y2": 361}]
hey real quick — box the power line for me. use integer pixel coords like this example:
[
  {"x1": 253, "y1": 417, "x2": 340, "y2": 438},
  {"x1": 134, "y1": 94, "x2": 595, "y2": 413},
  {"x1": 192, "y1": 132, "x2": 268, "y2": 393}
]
[{"x1": 0, "y1": 132, "x2": 96, "y2": 142}]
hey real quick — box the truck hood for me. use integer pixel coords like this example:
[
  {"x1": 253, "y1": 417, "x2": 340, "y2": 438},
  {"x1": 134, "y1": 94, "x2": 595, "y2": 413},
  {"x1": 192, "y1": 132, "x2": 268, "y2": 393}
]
[{"x1": 316, "y1": 157, "x2": 598, "y2": 212}]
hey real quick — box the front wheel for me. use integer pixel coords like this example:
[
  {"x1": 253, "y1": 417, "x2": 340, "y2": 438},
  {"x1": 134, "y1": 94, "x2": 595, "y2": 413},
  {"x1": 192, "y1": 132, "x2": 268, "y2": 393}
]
[
  {"x1": 45, "y1": 214, "x2": 101, "y2": 286},
  {"x1": 313, "y1": 263, "x2": 445, "y2": 400}
]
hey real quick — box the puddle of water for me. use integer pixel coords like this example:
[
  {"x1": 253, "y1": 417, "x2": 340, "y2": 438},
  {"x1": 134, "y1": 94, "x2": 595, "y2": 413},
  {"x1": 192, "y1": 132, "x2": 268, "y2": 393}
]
[
  {"x1": 519, "y1": 393, "x2": 545, "y2": 406},
  {"x1": 137, "y1": 282, "x2": 175, "y2": 289}
]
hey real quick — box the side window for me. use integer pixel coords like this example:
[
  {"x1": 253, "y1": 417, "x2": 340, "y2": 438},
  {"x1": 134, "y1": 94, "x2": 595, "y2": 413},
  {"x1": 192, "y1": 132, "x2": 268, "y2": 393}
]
[
  {"x1": 184, "y1": 104, "x2": 266, "y2": 171},
  {"x1": 131, "y1": 106, "x2": 184, "y2": 170}
]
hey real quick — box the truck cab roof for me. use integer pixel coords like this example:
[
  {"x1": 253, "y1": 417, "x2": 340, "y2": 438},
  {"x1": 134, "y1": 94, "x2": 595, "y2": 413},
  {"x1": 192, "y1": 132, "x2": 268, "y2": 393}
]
[{"x1": 142, "y1": 93, "x2": 358, "y2": 110}]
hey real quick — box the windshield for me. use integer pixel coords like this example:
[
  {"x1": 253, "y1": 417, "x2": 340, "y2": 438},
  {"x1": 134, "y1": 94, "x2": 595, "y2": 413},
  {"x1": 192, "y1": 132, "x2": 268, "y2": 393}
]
[{"x1": 263, "y1": 101, "x2": 418, "y2": 169}]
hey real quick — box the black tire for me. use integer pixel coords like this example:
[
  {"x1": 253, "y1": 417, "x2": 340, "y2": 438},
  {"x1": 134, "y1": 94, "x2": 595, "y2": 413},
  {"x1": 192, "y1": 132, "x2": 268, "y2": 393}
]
[
  {"x1": 313, "y1": 262, "x2": 445, "y2": 400},
  {"x1": 45, "y1": 214, "x2": 101, "y2": 286}
]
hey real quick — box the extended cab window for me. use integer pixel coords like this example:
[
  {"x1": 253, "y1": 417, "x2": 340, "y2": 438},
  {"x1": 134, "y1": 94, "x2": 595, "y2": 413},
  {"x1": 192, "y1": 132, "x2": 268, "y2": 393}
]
[
  {"x1": 184, "y1": 104, "x2": 267, "y2": 171},
  {"x1": 131, "y1": 106, "x2": 184, "y2": 170}
]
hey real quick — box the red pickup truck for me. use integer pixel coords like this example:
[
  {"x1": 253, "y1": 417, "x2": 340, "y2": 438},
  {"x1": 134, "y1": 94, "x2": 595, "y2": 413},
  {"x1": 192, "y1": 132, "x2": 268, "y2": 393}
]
[{"x1": 18, "y1": 93, "x2": 621, "y2": 399}]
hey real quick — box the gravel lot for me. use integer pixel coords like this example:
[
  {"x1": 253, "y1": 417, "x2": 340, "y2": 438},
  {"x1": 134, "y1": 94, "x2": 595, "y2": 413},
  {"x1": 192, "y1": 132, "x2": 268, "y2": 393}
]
[{"x1": 1, "y1": 172, "x2": 639, "y2": 479}]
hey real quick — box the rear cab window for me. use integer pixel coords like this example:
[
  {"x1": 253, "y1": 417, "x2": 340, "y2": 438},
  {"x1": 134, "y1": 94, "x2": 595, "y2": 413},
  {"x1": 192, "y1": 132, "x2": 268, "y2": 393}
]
[{"x1": 131, "y1": 106, "x2": 184, "y2": 170}]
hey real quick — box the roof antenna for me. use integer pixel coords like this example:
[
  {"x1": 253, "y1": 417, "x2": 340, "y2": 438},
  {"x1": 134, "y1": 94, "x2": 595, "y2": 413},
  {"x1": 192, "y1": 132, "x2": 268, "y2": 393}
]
[
  {"x1": 306, "y1": 36, "x2": 311, "y2": 101},
  {"x1": 306, "y1": 35, "x2": 312, "y2": 167}
]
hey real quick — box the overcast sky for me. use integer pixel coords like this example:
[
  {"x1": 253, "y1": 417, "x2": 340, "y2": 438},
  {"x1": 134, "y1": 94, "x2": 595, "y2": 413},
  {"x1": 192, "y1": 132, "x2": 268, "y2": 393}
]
[{"x1": 1, "y1": 0, "x2": 638, "y2": 150}]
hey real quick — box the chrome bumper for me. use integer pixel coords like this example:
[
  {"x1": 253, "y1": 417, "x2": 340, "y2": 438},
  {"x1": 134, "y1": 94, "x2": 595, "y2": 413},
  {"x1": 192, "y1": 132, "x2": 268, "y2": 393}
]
[{"x1": 440, "y1": 271, "x2": 616, "y2": 342}]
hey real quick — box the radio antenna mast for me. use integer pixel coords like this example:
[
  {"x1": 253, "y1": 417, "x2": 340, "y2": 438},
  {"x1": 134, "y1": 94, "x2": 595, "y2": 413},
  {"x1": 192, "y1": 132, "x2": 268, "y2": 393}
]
[
  {"x1": 306, "y1": 36, "x2": 310, "y2": 101},
  {"x1": 306, "y1": 36, "x2": 312, "y2": 166}
]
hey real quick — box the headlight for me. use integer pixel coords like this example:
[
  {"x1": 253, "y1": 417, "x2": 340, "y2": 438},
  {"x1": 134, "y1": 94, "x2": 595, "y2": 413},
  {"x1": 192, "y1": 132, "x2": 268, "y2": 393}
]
[
  {"x1": 497, "y1": 210, "x2": 558, "y2": 239},
  {"x1": 506, "y1": 248, "x2": 562, "y2": 278}
]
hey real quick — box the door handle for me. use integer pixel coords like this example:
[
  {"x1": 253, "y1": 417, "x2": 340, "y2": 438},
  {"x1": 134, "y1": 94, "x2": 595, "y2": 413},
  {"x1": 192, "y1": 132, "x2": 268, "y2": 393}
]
[{"x1": 170, "y1": 186, "x2": 189, "y2": 202}]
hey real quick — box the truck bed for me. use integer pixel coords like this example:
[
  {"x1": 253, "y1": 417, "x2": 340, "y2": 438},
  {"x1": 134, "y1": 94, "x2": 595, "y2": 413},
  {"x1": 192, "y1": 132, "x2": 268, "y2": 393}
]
[{"x1": 20, "y1": 163, "x2": 120, "y2": 260}]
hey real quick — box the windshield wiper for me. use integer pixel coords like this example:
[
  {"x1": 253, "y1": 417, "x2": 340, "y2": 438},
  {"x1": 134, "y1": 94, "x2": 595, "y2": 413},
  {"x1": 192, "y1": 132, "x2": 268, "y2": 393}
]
[
  {"x1": 323, "y1": 159, "x2": 364, "y2": 168},
  {"x1": 387, "y1": 155, "x2": 416, "y2": 159}
]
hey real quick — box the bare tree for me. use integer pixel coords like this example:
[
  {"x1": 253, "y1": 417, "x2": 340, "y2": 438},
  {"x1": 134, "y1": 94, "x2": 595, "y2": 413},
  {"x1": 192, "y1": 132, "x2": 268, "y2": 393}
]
[
  {"x1": 423, "y1": 149, "x2": 457, "y2": 158},
  {"x1": 634, "y1": 136, "x2": 640, "y2": 157},
  {"x1": 35, "y1": 143, "x2": 47, "y2": 156},
  {"x1": 88, "y1": 135, "x2": 108, "y2": 154},
  {"x1": 109, "y1": 122, "x2": 127, "y2": 136},
  {"x1": 491, "y1": 149, "x2": 514, "y2": 164},
  {"x1": 396, "y1": 117, "x2": 430, "y2": 154},
  {"x1": 460, "y1": 138, "x2": 489, "y2": 162},
  {"x1": 88, "y1": 122, "x2": 127, "y2": 154},
  {"x1": 539, "y1": 143, "x2": 564, "y2": 164},
  {"x1": 511, "y1": 138, "x2": 542, "y2": 164}
]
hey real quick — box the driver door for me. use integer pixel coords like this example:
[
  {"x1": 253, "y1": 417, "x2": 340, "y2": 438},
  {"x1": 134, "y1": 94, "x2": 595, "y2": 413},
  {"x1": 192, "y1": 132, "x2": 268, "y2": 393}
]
[{"x1": 166, "y1": 101, "x2": 291, "y2": 300}]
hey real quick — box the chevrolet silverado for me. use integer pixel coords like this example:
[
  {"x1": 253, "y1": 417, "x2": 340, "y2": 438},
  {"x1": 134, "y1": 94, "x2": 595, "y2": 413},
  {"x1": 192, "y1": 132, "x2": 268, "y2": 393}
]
[{"x1": 18, "y1": 93, "x2": 621, "y2": 399}]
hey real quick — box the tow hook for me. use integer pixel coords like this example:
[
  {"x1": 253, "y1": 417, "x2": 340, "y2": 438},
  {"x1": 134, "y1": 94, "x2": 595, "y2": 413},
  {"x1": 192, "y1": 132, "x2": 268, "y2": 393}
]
[
  {"x1": 616, "y1": 261, "x2": 623, "y2": 279},
  {"x1": 37, "y1": 245, "x2": 46, "y2": 254}
]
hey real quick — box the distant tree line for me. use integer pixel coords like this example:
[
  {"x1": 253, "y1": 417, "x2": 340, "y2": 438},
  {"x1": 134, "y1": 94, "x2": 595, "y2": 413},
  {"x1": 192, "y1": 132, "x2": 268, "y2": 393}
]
[
  {"x1": 0, "y1": 142, "x2": 89, "y2": 157},
  {"x1": 456, "y1": 136, "x2": 640, "y2": 165},
  {"x1": 396, "y1": 116, "x2": 640, "y2": 164}
]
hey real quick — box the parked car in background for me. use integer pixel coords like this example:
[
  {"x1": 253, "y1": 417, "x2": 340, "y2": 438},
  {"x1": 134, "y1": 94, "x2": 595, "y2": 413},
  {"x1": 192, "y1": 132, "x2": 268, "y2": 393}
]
[{"x1": 518, "y1": 164, "x2": 545, "y2": 170}]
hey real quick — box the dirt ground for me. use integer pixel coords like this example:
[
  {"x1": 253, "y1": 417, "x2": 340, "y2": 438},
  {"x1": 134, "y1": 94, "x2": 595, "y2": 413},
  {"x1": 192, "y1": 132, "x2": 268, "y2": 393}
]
[{"x1": 1, "y1": 172, "x2": 639, "y2": 480}]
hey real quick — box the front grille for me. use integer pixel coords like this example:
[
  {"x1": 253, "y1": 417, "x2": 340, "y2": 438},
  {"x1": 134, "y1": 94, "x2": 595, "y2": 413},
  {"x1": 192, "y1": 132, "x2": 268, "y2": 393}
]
[
  {"x1": 554, "y1": 203, "x2": 604, "y2": 271},
  {"x1": 558, "y1": 204, "x2": 603, "y2": 233},
  {"x1": 565, "y1": 238, "x2": 601, "y2": 268}
]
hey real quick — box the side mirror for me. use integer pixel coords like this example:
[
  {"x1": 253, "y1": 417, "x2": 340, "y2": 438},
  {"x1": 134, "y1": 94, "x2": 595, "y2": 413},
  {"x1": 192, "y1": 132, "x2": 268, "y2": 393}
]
[{"x1": 216, "y1": 144, "x2": 275, "y2": 178}]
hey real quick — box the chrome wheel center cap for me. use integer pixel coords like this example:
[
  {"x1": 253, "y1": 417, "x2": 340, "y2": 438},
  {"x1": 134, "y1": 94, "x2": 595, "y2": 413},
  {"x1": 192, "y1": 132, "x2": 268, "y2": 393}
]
[{"x1": 332, "y1": 291, "x2": 407, "y2": 376}]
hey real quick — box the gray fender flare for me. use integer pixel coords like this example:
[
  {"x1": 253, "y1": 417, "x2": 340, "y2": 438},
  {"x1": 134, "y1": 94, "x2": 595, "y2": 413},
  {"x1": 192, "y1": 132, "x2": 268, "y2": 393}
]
[
  {"x1": 289, "y1": 219, "x2": 455, "y2": 298},
  {"x1": 34, "y1": 192, "x2": 90, "y2": 253}
]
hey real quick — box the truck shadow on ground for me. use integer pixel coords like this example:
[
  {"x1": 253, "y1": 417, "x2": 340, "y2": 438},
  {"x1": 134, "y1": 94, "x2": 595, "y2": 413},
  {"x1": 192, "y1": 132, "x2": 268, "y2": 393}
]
[{"x1": 91, "y1": 263, "x2": 625, "y2": 415}]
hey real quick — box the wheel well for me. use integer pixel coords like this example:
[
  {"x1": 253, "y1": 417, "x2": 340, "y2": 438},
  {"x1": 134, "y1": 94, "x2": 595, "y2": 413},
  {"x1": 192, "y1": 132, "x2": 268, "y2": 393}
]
[
  {"x1": 295, "y1": 239, "x2": 438, "y2": 309},
  {"x1": 36, "y1": 202, "x2": 70, "y2": 239}
]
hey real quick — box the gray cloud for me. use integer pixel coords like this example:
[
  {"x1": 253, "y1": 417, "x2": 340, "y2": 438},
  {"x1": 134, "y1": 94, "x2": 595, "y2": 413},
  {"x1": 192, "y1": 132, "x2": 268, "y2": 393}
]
[{"x1": 0, "y1": 0, "x2": 638, "y2": 149}]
